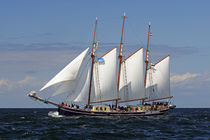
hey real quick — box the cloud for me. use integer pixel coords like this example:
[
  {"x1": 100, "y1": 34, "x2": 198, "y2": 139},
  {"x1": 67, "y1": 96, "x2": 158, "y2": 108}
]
[
  {"x1": 0, "y1": 42, "x2": 86, "y2": 51},
  {"x1": 0, "y1": 76, "x2": 41, "y2": 93},
  {"x1": 17, "y1": 76, "x2": 36, "y2": 86},
  {"x1": 0, "y1": 49, "x2": 83, "y2": 79},
  {"x1": 0, "y1": 79, "x2": 12, "y2": 89},
  {"x1": 7, "y1": 33, "x2": 54, "y2": 40},
  {"x1": 171, "y1": 72, "x2": 200, "y2": 83},
  {"x1": 146, "y1": 45, "x2": 198, "y2": 61},
  {"x1": 0, "y1": 40, "x2": 199, "y2": 58},
  {"x1": 171, "y1": 71, "x2": 210, "y2": 90}
]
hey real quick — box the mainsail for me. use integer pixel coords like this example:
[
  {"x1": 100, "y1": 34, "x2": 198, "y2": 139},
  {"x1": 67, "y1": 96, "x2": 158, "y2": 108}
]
[
  {"x1": 74, "y1": 48, "x2": 118, "y2": 103},
  {"x1": 40, "y1": 48, "x2": 89, "y2": 91},
  {"x1": 92, "y1": 47, "x2": 118, "y2": 102},
  {"x1": 146, "y1": 56, "x2": 171, "y2": 101},
  {"x1": 119, "y1": 48, "x2": 145, "y2": 102}
]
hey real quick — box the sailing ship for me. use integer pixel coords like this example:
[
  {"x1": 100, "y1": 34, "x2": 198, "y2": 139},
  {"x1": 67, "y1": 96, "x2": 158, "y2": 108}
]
[{"x1": 28, "y1": 14, "x2": 175, "y2": 116}]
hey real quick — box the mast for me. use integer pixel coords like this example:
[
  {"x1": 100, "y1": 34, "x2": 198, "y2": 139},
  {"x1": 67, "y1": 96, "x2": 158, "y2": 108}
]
[
  {"x1": 117, "y1": 13, "x2": 126, "y2": 90},
  {"x1": 144, "y1": 22, "x2": 151, "y2": 86},
  {"x1": 116, "y1": 12, "x2": 126, "y2": 107},
  {"x1": 88, "y1": 17, "x2": 98, "y2": 105}
]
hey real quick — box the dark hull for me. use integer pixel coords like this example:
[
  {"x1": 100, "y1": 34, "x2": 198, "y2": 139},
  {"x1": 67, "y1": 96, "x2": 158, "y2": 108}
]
[
  {"x1": 27, "y1": 93, "x2": 171, "y2": 116},
  {"x1": 58, "y1": 106, "x2": 168, "y2": 116}
]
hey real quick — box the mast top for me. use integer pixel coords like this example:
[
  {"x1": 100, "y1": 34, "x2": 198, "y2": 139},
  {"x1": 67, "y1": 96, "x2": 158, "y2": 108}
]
[
  {"x1": 149, "y1": 21, "x2": 151, "y2": 26},
  {"x1": 123, "y1": 12, "x2": 126, "y2": 17}
]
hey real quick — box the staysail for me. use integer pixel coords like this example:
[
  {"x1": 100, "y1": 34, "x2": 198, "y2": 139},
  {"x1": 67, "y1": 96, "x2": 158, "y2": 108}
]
[
  {"x1": 40, "y1": 48, "x2": 89, "y2": 91},
  {"x1": 119, "y1": 48, "x2": 145, "y2": 102},
  {"x1": 146, "y1": 56, "x2": 170, "y2": 101},
  {"x1": 69, "y1": 58, "x2": 92, "y2": 103},
  {"x1": 53, "y1": 54, "x2": 91, "y2": 99}
]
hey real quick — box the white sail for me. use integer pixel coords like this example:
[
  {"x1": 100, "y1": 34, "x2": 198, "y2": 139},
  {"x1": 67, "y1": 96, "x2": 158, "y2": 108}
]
[
  {"x1": 146, "y1": 56, "x2": 170, "y2": 101},
  {"x1": 91, "y1": 48, "x2": 118, "y2": 102},
  {"x1": 119, "y1": 48, "x2": 145, "y2": 102},
  {"x1": 40, "y1": 48, "x2": 89, "y2": 91},
  {"x1": 51, "y1": 80, "x2": 73, "y2": 97},
  {"x1": 51, "y1": 55, "x2": 91, "y2": 98},
  {"x1": 69, "y1": 58, "x2": 92, "y2": 103},
  {"x1": 73, "y1": 59, "x2": 96, "y2": 103},
  {"x1": 74, "y1": 48, "x2": 118, "y2": 103}
]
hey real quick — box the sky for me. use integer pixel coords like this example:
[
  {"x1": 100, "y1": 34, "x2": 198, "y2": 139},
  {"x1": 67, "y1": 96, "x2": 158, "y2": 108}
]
[{"x1": 0, "y1": 0, "x2": 210, "y2": 108}]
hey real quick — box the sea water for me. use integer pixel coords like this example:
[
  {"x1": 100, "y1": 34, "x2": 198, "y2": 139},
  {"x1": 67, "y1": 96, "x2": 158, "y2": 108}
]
[{"x1": 0, "y1": 108, "x2": 209, "y2": 139}]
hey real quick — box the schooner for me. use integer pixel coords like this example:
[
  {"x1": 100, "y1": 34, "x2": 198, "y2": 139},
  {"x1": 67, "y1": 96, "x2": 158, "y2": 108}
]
[{"x1": 28, "y1": 14, "x2": 175, "y2": 116}]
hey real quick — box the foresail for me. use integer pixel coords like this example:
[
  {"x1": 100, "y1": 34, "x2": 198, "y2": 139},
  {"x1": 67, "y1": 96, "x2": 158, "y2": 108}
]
[
  {"x1": 51, "y1": 80, "x2": 73, "y2": 97},
  {"x1": 91, "y1": 48, "x2": 118, "y2": 103},
  {"x1": 40, "y1": 48, "x2": 89, "y2": 91},
  {"x1": 50, "y1": 50, "x2": 91, "y2": 99},
  {"x1": 68, "y1": 57, "x2": 92, "y2": 103},
  {"x1": 146, "y1": 56, "x2": 170, "y2": 101},
  {"x1": 119, "y1": 48, "x2": 145, "y2": 102}
]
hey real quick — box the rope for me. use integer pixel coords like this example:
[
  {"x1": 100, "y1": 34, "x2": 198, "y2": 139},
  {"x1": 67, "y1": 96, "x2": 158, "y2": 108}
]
[
  {"x1": 94, "y1": 62, "x2": 102, "y2": 103},
  {"x1": 122, "y1": 61, "x2": 129, "y2": 101}
]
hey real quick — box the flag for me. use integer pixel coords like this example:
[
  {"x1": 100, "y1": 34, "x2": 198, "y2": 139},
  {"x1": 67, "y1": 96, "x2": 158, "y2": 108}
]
[
  {"x1": 97, "y1": 58, "x2": 104, "y2": 63},
  {"x1": 149, "y1": 32, "x2": 153, "y2": 36}
]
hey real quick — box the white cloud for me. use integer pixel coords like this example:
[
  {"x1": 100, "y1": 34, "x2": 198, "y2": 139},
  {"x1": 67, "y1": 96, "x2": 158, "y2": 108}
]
[
  {"x1": 0, "y1": 76, "x2": 41, "y2": 94},
  {"x1": 0, "y1": 79, "x2": 12, "y2": 89},
  {"x1": 17, "y1": 76, "x2": 36, "y2": 86},
  {"x1": 171, "y1": 71, "x2": 210, "y2": 90},
  {"x1": 171, "y1": 72, "x2": 200, "y2": 83}
]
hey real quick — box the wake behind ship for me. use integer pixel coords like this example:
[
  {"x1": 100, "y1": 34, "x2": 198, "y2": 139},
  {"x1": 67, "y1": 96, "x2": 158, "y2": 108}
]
[{"x1": 28, "y1": 14, "x2": 176, "y2": 116}]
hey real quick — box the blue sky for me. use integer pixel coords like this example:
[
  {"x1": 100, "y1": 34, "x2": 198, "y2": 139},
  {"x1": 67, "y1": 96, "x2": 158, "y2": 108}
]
[{"x1": 0, "y1": 0, "x2": 210, "y2": 108}]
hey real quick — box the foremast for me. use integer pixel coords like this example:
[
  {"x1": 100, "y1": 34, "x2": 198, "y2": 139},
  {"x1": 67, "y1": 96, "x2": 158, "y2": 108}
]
[
  {"x1": 88, "y1": 17, "x2": 98, "y2": 106},
  {"x1": 116, "y1": 13, "x2": 126, "y2": 107}
]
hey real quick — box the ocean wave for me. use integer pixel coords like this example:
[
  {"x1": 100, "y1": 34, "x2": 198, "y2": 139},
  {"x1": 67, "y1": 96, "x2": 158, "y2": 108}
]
[{"x1": 48, "y1": 111, "x2": 63, "y2": 118}]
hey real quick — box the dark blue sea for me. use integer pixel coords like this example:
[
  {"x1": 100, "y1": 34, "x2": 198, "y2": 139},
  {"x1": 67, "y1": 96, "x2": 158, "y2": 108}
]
[{"x1": 0, "y1": 108, "x2": 209, "y2": 139}]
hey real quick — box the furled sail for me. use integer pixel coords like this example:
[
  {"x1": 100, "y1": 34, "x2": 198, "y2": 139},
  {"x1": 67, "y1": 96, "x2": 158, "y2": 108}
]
[
  {"x1": 40, "y1": 48, "x2": 89, "y2": 91},
  {"x1": 146, "y1": 56, "x2": 170, "y2": 101},
  {"x1": 91, "y1": 48, "x2": 118, "y2": 102},
  {"x1": 119, "y1": 48, "x2": 145, "y2": 102}
]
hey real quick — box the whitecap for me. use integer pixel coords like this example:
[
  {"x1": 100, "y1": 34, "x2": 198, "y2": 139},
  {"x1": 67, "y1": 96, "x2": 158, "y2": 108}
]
[{"x1": 48, "y1": 111, "x2": 63, "y2": 118}]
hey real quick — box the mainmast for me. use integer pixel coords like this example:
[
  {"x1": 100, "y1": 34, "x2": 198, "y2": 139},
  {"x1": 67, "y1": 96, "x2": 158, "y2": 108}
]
[
  {"x1": 144, "y1": 22, "x2": 151, "y2": 86},
  {"x1": 88, "y1": 17, "x2": 98, "y2": 105},
  {"x1": 117, "y1": 13, "x2": 126, "y2": 90},
  {"x1": 116, "y1": 13, "x2": 126, "y2": 107}
]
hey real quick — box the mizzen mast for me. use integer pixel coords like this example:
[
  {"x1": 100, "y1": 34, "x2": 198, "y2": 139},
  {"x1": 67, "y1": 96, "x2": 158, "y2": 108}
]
[
  {"x1": 88, "y1": 17, "x2": 98, "y2": 106},
  {"x1": 144, "y1": 22, "x2": 151, "y2": 86}
]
